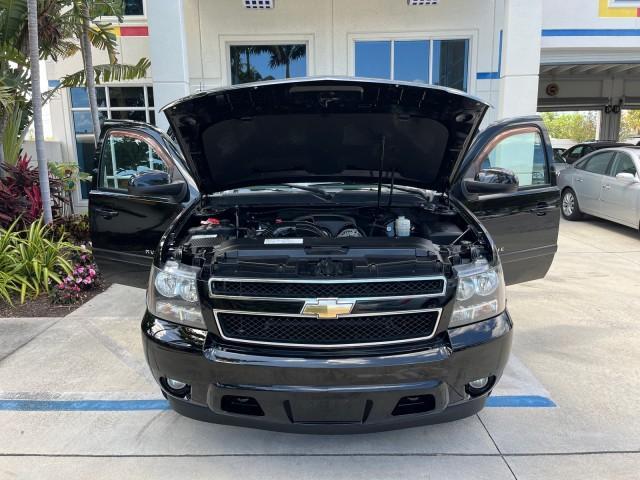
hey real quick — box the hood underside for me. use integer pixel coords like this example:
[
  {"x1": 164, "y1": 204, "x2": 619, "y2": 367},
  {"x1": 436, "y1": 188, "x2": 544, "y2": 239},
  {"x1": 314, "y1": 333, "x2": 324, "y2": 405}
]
[{"x1": 162, "y1": 77, "x2": 489, "y2": 193}]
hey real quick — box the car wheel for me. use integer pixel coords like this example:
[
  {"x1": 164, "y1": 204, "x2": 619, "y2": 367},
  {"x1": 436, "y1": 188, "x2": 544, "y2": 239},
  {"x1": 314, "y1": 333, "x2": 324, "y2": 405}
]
[{"x1": 561, "y1": 188, "x2": 582, "y2": 220}]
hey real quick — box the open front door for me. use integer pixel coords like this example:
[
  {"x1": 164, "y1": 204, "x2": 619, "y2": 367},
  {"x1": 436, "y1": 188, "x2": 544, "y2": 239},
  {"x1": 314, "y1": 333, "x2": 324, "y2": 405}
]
[
  {"x1": 452, "y1": 116, "x2": 560, "y2": 285},
  {"x1": 89, "y1": 122, "x2": 197, "y2": 288}
]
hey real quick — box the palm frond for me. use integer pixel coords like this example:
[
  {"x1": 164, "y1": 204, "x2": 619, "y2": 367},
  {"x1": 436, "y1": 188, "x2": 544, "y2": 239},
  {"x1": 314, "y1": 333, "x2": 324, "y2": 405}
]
[
  {"x1": 0, "y1": 0, "x2": 28, "y2": 45},
  {"x1": 0, "y1": 41, "x2": 29, "y2": 66},
  {"x1": 89, "y1": 0, "x2": 124, "y2": 21},
  {"x1": 1, "y1": 106, "x2": 24, "y2": 166},
  {"x1": 59, "y1": 57, "x2": 151, "y2": 87},
  {"x1": 0, "y1": 86, "x2": 14, "y2": 110},
  {"x1": 87, "y1": 21, "x2": 118, "y2": 63}
]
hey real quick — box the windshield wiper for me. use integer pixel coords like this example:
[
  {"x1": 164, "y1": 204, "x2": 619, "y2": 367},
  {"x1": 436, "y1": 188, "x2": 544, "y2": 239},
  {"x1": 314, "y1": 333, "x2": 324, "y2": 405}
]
[
  {"x1": 277, "y1": 183, "x2": 334, "y2": 201},
  {"x1": 381, "y1": 184, "x2": 433, "y2": 202}
]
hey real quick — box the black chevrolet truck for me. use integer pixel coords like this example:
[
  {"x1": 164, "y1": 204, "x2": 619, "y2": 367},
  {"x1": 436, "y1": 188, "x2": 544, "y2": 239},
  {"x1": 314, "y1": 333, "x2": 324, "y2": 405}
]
[{"x1": 89, "y1": 78, "x2": 559, "y2": 433}]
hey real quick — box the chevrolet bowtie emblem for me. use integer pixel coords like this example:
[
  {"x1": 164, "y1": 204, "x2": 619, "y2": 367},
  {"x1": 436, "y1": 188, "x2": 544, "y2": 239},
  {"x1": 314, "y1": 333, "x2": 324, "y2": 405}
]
[{"x1": 302, "y1": 299, "x2": 354, "y2": 319}]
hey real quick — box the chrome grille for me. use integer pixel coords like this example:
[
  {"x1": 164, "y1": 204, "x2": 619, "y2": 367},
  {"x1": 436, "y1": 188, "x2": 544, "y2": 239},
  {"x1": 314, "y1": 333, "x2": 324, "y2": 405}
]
[
  {"x1": 210, "y1": 277, "x2": 446, "y2": 299},
  {"x1": 210, "y1": 276, "x2": 445, "y2": 348},
  {"x1": 216, "y1": 310, "x2": 441, "y2": 347}
]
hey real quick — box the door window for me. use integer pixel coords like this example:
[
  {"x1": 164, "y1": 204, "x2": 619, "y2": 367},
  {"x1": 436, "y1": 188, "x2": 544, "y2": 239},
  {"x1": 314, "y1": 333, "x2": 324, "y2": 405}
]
[
  {"x1": 611, "y1": 153, "x2": 637, "y2": 177},
  {"x1": 69, "y1": 85, "x2": 155, "y2": 199},
  {"x1": 480, "y1": 129, "x2": 548, "y2": 188},
  {"x1": 582, "y1": 151, "x2": 614, "y2": 175},
  {"x1": 98, "y1": 132, "x2": 169, "y2": 191}
]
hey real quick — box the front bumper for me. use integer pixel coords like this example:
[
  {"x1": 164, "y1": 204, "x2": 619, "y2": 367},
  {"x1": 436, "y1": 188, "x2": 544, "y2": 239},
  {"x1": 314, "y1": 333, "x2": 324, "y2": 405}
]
[{"x1": 142, "y1": 311, "x2": 512, "y2": 434}]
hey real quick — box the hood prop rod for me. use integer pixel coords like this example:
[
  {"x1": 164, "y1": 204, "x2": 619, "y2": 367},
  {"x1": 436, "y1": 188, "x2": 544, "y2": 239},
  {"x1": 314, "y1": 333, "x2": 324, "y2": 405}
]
[{"x1": 376, "y1": 135, "x2": 386, "y2": 211}]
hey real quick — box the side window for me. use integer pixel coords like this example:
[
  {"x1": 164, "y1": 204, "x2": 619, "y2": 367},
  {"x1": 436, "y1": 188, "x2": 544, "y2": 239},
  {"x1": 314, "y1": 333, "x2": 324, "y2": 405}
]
[
  {"x1": 582, "y1": 152, "x2": 614, "y2": 175},
  {"x1": 99, "y1": 131, "x2": 170, "y2": 191},
  {"x1": 566, "y1": 146, "x2": 583, "y2": 162},
  {"x1": 482, "y1": 129, "x2": 548, "y2": 188},
  {"x1": 611, "y1": 153, "x2": 637, "y2": 177}
]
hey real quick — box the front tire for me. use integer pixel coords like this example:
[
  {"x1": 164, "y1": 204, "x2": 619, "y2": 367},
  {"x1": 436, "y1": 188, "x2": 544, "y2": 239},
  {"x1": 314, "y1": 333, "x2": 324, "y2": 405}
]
[{"x1": 561, "y1": 188, "x2": 582, "y2": 220}]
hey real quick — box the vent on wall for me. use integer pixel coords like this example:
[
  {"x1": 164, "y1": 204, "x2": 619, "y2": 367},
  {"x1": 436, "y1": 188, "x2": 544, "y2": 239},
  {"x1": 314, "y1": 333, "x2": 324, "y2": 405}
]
[
  {"x1": 407, "y1": 0, "x2": 439, "y2": 5},
  {"x1": 244, "y1": 0, "x2": 274, "y2": 8}
]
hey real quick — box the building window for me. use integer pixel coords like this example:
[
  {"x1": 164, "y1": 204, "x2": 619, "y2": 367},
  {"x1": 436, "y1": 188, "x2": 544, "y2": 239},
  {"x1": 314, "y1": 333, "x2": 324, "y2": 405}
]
[
  {"x1": 69, "y1": 85, "x2": 155, "y2": 199},
  {"x1": 230, "y1": 44, "x2": 307, "y2": 85},
  {"x1": 124, "y1": 0, "x2": 144, "y2": 16},
  {"x1": 610, "y1": 0, "x2": 640, "y2": 7},
  {"x1": 355, "y1": 38, "x2": 469, "y2": 91}
]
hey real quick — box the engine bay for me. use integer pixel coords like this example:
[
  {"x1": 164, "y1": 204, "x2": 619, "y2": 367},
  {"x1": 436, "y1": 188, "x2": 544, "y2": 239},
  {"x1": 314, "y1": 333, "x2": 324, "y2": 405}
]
[{"x1": 167, "y1": 202, "x2": 490, "y2": 279}]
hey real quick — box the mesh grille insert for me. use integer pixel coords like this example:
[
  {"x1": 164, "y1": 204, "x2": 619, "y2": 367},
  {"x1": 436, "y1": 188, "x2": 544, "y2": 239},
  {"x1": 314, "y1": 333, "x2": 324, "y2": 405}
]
[
  {"x1": 211, "y1": 279, "x2": 444, "y2": 298},
  {"x1": 217, "y1": 311, "x2": 439, "y2": 346}
]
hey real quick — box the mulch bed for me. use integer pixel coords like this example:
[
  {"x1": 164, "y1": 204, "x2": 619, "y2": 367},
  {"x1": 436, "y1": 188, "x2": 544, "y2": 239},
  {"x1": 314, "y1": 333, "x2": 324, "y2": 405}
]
[{"x1": 0, "y1": 283, "x2": 111, "y2": 318}]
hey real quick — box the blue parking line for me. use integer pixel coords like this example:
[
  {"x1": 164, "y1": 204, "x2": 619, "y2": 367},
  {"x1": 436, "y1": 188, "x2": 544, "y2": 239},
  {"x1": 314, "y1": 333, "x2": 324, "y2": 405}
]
[
  {"x1": 0, "y1": 400, "x2": 170, "y2": 411},
  {"x1": 0, "y1": 395, "x2": 555, "y2": 411},
  {"x1": 486, "y1": 395, "x2": 556, "y2": 407}
]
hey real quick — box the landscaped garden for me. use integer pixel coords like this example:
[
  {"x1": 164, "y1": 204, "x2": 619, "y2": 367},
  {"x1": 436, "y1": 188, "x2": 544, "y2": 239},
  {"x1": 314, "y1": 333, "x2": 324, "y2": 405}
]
[
  {"x1": 0, "y1": 0, "x2": 151, "y2": 317},
  {"x1": 0, "y1": 157, "x2": 107, "y2": 317}
]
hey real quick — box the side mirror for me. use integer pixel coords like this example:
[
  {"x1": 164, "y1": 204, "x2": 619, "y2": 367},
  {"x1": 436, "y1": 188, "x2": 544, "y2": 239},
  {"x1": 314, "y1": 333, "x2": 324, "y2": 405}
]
[
  {"x1": 463, "y1": 167, "x2": 519, "y2": 195},
  {"x1": 615, "y1": 172, "x2": 638, "y2": 183},
  {"x1": 128, "y1": 171, "x2": 186, "y2": 198}
]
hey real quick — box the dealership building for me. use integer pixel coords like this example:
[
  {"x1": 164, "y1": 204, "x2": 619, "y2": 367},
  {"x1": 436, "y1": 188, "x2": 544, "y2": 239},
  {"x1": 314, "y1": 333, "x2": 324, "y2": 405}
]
[{"x1": 42, "y1": 0, "x2": 640, "y2": 209}]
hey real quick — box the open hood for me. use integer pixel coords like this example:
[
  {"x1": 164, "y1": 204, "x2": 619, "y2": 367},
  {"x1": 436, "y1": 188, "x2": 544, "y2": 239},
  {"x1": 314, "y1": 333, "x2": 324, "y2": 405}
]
[{"x1": 162, "y1": 77, "x2": 489, "y2": 193}]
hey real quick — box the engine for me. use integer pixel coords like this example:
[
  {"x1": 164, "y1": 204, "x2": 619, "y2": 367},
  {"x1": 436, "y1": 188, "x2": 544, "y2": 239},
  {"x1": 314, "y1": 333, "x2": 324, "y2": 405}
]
[{"x1": 171, "y1": 203, "x2": 486, "y2": 278}]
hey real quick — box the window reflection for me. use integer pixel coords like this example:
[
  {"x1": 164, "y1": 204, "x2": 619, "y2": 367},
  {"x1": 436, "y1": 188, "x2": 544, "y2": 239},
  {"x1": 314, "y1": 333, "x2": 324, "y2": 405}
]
[
  {"x1": 69, "y1": 86, "x2": 156, "y2": 199},
  {"x1": 355, "y1": 41, "x2": 391, "y2": 79},
  {"x1": 230, "y1": 44, "x2": 307, "y2": 85},
  {"x1": 432, "y1": 39, "x2": 469, "y2": 91},
  {"x1": 354, "y1": 38, "x2": 469, "y2": 91}
]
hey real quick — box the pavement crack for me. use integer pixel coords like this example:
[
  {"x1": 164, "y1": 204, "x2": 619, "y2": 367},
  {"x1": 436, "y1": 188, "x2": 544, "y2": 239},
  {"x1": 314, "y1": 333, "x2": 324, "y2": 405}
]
[
  {"x1": 1, "y1": 451, "x2": 640, "y2": 458},
  {"x1": 477, "y1": 413, "x2": 518, "y2": 480},
  {"x1": 0, "y1": 318, "x2": 63, "y2": 365},
  {"x1": 80, "y1": 319, "x2": 156, "y2": 386}
]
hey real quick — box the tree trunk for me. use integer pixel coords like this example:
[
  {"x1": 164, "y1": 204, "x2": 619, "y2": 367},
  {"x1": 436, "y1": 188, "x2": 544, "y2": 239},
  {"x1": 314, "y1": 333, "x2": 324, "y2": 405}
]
[
  {"x1": 27, "y1": 0, "x2": 53, "y2": 224},
  {"x1": 79, "y1": 1, "x2": 100, "y2": 145},
  {"x1": 285, "y1": 61, "x2": 290, "y2": 79}
]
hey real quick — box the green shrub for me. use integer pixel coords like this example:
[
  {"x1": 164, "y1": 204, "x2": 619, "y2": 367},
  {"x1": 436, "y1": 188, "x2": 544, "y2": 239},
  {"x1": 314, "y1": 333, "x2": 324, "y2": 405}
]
[
  {"x1": 0, "y1": 218, "x2": 78, "y2": 304},
  {"x1": 52, "y1": 214, "x2": 90, "y2": 244}
]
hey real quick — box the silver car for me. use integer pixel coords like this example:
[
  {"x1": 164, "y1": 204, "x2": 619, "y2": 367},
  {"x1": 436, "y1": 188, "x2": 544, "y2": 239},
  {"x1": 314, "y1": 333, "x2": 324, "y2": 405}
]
[{"x1": 557, "y1": 147, "x2": 640, "y2": 230}]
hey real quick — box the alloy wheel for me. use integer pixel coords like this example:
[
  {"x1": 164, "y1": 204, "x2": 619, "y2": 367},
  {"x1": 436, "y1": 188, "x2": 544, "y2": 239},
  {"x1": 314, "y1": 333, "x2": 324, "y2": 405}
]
[{"x1": 562, "y1": 191, "x2": 575, "y2": 216}]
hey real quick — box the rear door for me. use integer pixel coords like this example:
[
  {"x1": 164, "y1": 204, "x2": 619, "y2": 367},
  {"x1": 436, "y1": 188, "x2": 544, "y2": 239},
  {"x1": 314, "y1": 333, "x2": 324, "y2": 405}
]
[
  {"x1": 89, "y1": 122, "x2": 198, "y2": 288},
  {"x1": 600, "y1": 152, "x2": 640, "y2": 226},
  {"x1": 572, "y1": 151, "x2": 614, "y2": 213},
  {"x1": 452, "y1": 117, "x2": 560, "y2": 285}
]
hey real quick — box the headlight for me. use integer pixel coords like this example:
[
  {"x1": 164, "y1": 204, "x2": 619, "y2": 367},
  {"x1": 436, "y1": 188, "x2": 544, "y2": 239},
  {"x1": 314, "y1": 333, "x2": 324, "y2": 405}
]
[
  {"x1": 147, "y1": 261, "x2": 205, "y2": 328},
  {"x1": 450, "y1": 259, "x2": 505, "y2": 328}
]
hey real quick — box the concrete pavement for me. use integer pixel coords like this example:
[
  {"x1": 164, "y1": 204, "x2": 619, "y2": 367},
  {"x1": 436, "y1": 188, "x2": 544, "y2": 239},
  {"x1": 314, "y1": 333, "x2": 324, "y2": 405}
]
[{"x1": 0, "y1": 217, "x2": 639, "y2": 479}]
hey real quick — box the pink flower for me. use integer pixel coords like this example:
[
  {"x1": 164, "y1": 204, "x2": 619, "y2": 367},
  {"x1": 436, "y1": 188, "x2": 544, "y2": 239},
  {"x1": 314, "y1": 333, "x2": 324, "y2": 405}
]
[
  {"x1": 76, "y1": 266, "x2": 85, "y2": 274},
  {"x1": 88, "y1": 268, "x2": 96, "y2": 277}
]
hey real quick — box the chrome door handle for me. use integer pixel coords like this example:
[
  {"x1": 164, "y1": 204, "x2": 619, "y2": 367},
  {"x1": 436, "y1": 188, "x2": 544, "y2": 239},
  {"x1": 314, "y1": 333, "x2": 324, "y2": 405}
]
[
  {"x1": 94, "y1": 207, "x2": 119, "y2": 220},
  {"x1": 529, "y1": 202, "x2": 553, "y2": 216},
  {"x1": 576, "y1": 178, "x2": 584, "y2": 182},
  {"x1": 602, "y1": 185, "x2": 611, "y2": 190}
]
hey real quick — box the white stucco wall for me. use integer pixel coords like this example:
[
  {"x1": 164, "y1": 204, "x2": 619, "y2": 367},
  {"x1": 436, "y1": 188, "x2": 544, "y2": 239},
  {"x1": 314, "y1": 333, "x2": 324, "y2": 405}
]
[
  {"x1": 541, "y1": 0, "x2": 640, "y2": 59},
  {"x1": 148, "y1": 0, "x2": 507, "y2": 127}
]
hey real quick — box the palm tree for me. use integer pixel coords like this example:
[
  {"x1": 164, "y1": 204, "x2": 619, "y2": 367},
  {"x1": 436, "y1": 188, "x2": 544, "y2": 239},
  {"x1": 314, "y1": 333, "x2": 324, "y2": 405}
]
[
  {"x1": 78, "y1": 0, "x2": 100, "y2": 141},
  {"x1": 265, "y1": 45, "x2": 306, "y2": 79},
  {"x1": 26, "y1": 0, "x2": 53, "y2": 223},
  {"x1": 0, "y1": 0, "x2": 151, "y2": 154}
]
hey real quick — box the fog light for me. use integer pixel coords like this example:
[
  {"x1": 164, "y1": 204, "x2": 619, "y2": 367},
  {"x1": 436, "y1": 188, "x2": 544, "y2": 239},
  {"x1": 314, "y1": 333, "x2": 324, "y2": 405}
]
[
  {"x1": 161, "y1": 377, "x2": 191, "y2": 398},
  {"x1": 166, "y1": 378, "x2": 187, "y2": 390},
  {"x1": 469, "y1": 377, "x2": 489, "y2": 390},
  {"x1": 466, "y1": 376, "x2": 495, "y2": 397}
]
